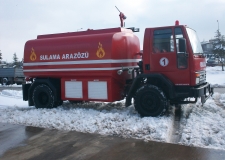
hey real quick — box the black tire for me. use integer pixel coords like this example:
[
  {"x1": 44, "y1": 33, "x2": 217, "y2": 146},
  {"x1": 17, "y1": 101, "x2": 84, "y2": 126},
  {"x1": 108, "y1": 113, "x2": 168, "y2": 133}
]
[
  {"x1": 134, "y1": 85, "x2": 168, "y2": 117},
  {"x1": 33, "y1": 84, "x2": 55, "y2": 109}
]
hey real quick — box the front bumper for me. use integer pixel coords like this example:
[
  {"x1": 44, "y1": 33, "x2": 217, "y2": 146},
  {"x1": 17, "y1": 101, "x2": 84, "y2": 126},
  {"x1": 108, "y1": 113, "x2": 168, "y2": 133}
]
[{"x1": 190, "y1": 82, "x2": 214, "y2": 103}]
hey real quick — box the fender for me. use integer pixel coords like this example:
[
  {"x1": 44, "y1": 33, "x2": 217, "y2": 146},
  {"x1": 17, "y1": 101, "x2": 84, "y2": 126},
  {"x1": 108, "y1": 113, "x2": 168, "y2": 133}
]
[{"x1": 125, "y1": 73, "x2": 175, "y2": 107}]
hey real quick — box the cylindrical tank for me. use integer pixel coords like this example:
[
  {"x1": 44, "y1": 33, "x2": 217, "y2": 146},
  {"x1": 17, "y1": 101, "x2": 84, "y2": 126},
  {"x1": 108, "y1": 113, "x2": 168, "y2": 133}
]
[
  {"x1": 23, "y1": 27, "x2": 140, "y2": 102},
  {"x1": 23, "y1": 27, "x2": 140, "y2": 79}
]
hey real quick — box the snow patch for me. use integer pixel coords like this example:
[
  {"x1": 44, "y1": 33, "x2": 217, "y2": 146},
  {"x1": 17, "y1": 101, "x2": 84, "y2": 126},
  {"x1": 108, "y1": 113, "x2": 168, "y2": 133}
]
[
  {"x1": 0, "y1": 66, "x2": 225, "y2": 150},
  {"x1": 0, "y1": 91, "x2": 174, "y2": 142}
]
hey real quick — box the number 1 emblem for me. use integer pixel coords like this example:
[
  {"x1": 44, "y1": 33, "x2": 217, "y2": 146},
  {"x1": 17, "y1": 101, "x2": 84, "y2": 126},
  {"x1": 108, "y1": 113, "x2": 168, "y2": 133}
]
[{"x1": 159, "y1": 57, "x2": 169, "y2": 67}]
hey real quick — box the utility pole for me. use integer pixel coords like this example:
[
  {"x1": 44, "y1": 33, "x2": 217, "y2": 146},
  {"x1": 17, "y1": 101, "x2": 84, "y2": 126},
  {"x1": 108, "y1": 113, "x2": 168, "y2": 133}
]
[
  {"x1": 217, "y1": 20, "x2": 219, "y2": 31},
  {"x1": 0, "y1": 50, "x2": 2, "y2": 63}
]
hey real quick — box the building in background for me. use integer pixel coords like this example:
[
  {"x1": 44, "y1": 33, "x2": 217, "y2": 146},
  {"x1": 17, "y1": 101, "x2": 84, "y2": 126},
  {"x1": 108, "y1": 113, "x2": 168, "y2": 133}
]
[
  {"x1": 201, "y1": 40, "x2": 221, "y2": 66},
  {"x1": 201, "y1": 41, "x2": 213, "y2": 58}
]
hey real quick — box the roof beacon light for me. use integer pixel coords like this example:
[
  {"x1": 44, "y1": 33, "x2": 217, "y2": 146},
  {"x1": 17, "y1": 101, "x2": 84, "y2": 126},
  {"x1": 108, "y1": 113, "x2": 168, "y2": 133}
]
[{"x1": 175, "y1": 20, "x2": 179, "y2": 26}]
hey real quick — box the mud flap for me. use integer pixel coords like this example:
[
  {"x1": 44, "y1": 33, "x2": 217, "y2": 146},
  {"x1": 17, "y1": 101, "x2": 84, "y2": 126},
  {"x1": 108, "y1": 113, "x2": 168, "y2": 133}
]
[{"x1": 201, "y1": 87, "x2": 214, "y2": 104}]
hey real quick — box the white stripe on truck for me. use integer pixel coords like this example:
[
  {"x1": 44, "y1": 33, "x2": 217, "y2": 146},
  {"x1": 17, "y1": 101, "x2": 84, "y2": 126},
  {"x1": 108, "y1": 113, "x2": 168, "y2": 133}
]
[
  {"x1": 23, "y1": 66, "x2": 138, "y2": 72},
  {"x1": 23, "y1": 59, "x2": 141, "y2": 66}
]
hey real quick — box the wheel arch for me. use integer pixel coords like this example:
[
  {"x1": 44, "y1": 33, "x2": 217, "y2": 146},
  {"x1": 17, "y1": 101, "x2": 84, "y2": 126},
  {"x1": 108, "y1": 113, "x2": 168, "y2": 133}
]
[
  {"x1": 144, "y1": 73, "x2": 176, "y2": 99},
  {"x1": 126, "y1": 73, "x2": 176, "y2": 106}
]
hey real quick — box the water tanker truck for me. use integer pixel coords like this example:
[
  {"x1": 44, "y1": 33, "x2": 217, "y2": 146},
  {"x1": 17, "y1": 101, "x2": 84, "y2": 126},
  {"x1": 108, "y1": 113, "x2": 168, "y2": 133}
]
[{"x1": 22, "y1": 20, "x2": 213, "y2": 117}]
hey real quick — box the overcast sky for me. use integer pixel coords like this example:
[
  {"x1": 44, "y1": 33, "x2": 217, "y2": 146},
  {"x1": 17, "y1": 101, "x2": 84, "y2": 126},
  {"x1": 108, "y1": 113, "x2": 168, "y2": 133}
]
[{"x1": 0, "y1": 0, "x2": 224, "y2": 62}]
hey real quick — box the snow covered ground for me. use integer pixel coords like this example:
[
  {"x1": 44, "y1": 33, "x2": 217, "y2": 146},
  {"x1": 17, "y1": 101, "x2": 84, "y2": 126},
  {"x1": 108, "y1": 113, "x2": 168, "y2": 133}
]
[
  {"x1": 0, "y1": 66, "x2": 224, "y2": 150},
  {"x1": 206, "y1": 66, "x2": 225, "y2": 88}
]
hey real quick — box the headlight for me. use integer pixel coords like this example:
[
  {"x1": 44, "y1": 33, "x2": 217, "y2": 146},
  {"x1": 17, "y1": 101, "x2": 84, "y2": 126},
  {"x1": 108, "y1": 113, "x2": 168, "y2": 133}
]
[
  {"x1": 196, "y1": 77, "x2": 200, "y2": 84},
  {"x1": 195, "y1": 71, "x2": 206, "y2": 84},
  {"x1": 195, "y1": 72, "x2": 200, "y2": 84}
]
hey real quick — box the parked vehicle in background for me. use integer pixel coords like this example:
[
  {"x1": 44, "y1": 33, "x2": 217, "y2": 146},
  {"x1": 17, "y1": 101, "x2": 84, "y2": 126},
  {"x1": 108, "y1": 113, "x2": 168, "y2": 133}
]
[
  {"x1": 206, "y1": 58, "x2": 219, "y2": 67},
  {"x1": 0, "y1": 68, "x2": 25, "y2": 85}
]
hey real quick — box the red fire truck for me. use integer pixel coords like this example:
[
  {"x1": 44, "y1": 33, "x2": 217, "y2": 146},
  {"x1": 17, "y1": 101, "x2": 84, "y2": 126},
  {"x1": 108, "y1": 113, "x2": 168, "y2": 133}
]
[{"x1": 22, "y1": 21, "x2": 213, "y2": 117}]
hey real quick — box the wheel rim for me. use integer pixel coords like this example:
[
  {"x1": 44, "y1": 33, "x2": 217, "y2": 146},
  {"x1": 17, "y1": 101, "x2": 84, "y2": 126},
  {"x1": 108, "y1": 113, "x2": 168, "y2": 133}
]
[
  {"x1": 38, "y1": 91, "x2": 49, "y2": 105},
  {"x1": 140, "y1": 92, "x2": 159, "y2": 113}
]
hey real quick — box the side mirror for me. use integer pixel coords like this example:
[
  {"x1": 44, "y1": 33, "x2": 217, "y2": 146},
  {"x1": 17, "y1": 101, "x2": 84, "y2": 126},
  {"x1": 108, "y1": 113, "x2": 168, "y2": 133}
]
[{"x1": 178, "y1": 38, "x2": 186, "y2": 53}]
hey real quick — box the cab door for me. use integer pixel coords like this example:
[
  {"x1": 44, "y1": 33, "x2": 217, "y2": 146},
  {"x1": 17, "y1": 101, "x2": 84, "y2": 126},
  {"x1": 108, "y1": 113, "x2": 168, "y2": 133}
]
[{"x1": 147, "y1": 27, "x2": 190, "y2": 85}]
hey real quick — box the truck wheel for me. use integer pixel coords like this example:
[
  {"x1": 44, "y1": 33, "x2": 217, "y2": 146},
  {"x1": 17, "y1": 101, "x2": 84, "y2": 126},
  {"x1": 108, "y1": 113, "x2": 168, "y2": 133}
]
[
  {"x1": 134, "y1": 85, "x2": 168, "y2": 117},
  {"x1": 33, "y1": 84, "x2": 55, "y2": 109}
]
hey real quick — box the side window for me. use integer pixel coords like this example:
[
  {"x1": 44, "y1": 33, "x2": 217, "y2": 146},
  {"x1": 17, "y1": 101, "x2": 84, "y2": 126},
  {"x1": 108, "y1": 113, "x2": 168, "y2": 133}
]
[
  {"x1": 175, "y1": 27, "x2": 184, "y2": 53},
  {"x1": 175, "y1": 27, "x2": 188, "y2": 69},
  {"x1": 175, "y1": 28, "x2": 184, "y2": 38},
  {"x1": 153, "y1": 29, "x2": 174, "y2": 53}
]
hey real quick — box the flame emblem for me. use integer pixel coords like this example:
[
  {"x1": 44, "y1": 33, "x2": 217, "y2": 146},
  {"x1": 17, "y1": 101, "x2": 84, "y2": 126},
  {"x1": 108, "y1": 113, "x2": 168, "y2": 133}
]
[
  {"x1": 96, "y1": 42, "x2": 105, "y2": 58},
  {"x1": 30, "y1": 48, "x2": 37, "y2": 61}
]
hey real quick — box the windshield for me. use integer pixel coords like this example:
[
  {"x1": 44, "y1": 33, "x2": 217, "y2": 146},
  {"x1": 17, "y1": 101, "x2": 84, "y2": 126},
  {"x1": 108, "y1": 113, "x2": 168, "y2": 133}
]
[{"x1": 186, "y1": 27, "x2": 203, "y2": 54}]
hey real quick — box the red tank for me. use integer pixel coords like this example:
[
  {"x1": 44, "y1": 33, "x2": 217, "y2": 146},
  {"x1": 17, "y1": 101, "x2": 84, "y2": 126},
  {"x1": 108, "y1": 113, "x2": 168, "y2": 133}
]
[{"x1": 23, "y1": 27, "x2": 140, "y2": 102}]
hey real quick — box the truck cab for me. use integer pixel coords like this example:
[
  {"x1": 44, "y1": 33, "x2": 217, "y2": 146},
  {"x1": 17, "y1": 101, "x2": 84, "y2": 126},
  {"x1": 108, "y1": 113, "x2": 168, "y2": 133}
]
[
  {"x1": 126, "y1": 22, "x2": 213, "y2": 117},
  {"x1": 143, "y1": 24, "x2": 205, "y2": 86}
]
